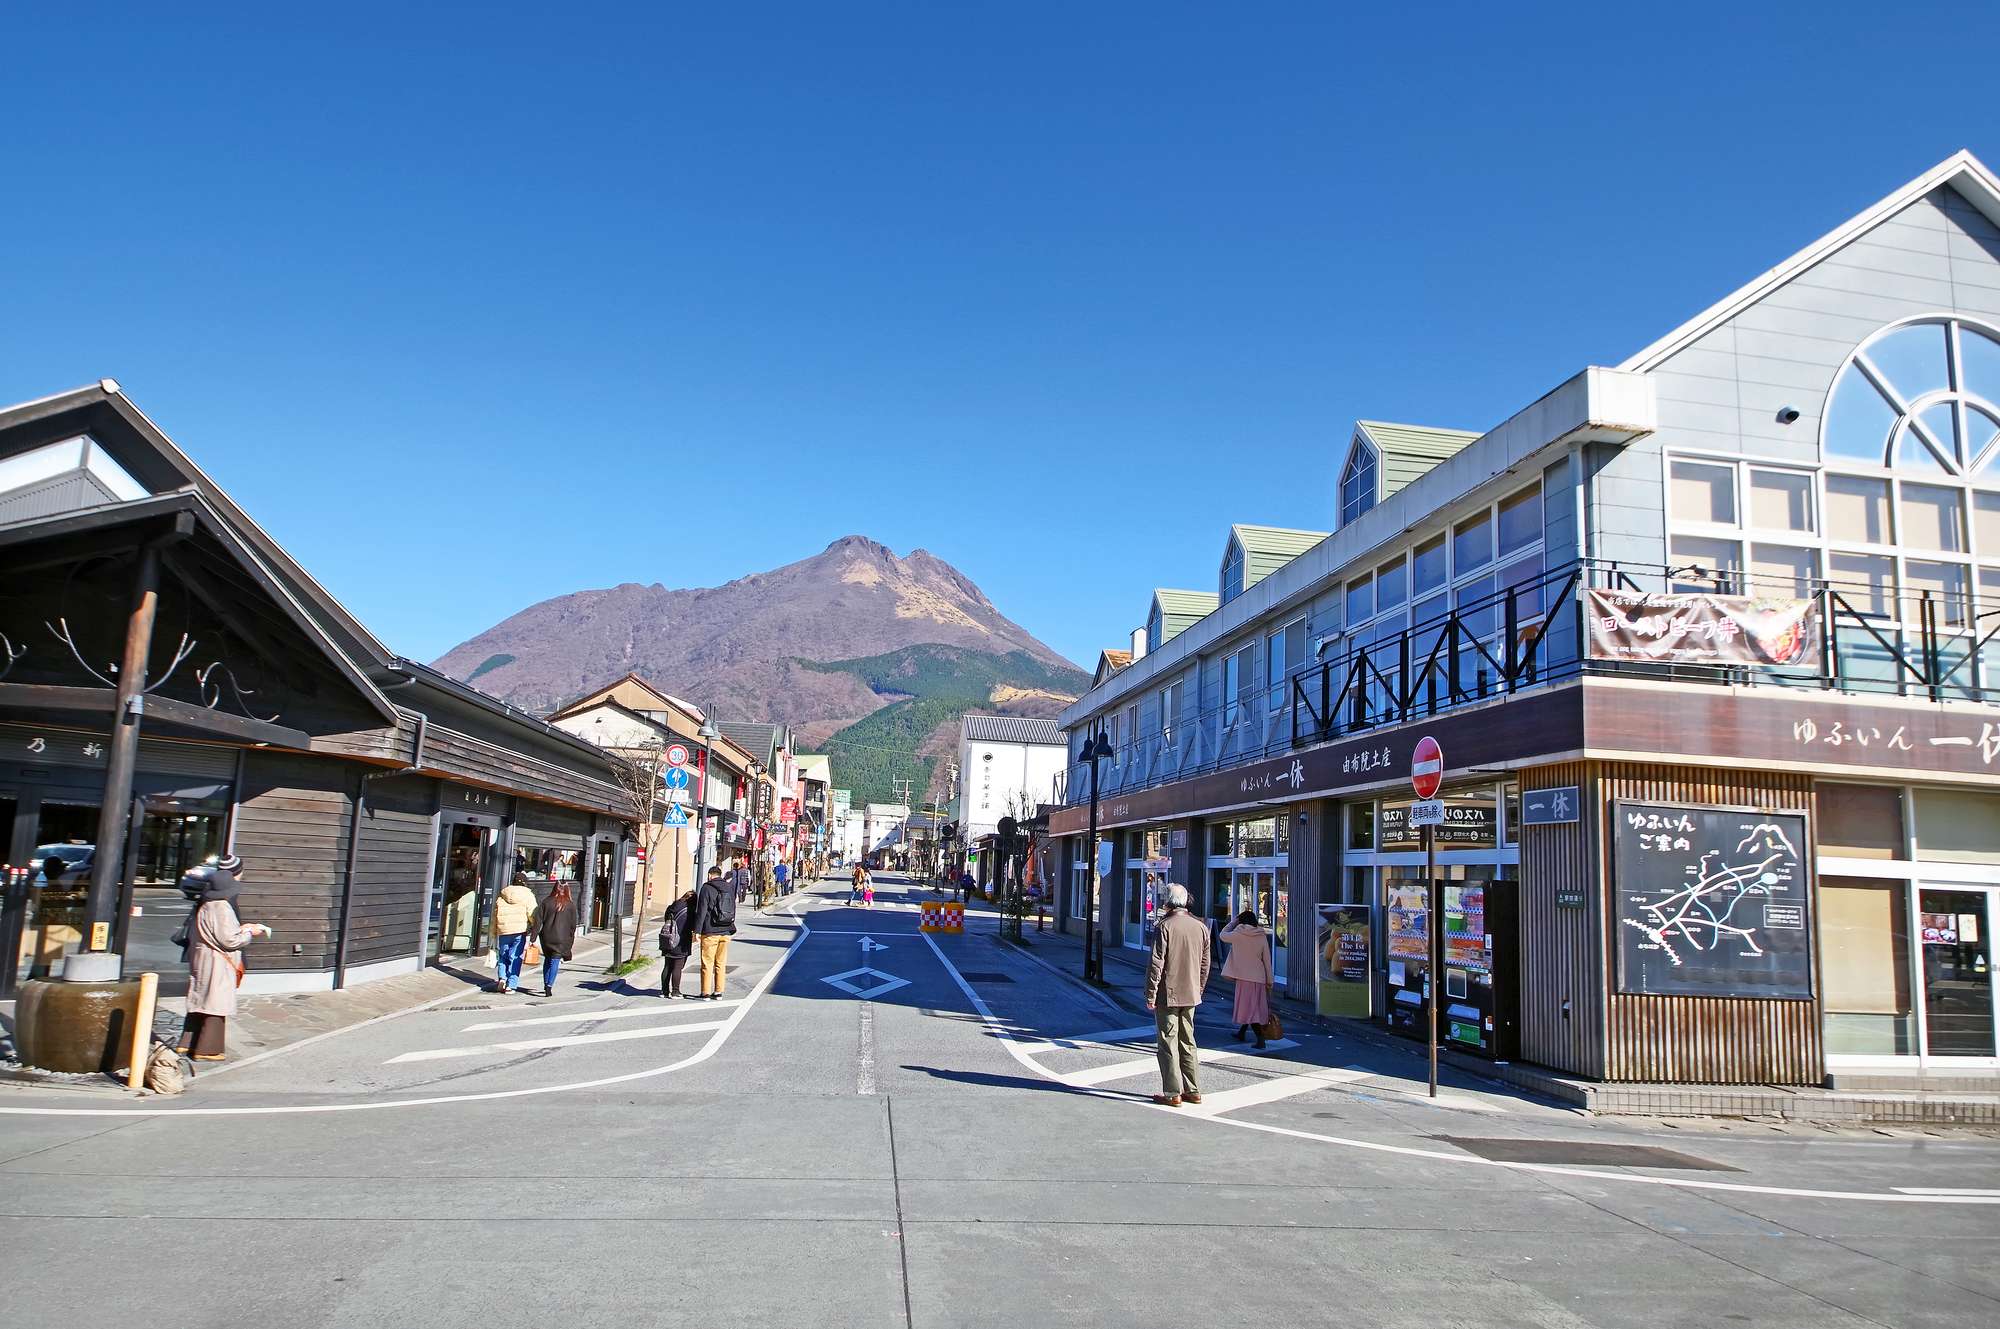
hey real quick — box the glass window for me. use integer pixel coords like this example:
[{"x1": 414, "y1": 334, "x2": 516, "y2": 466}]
[
  {"x1": 1963, "y1": 325, "x2": 2000, "y2": 402},
  {"x1": 1969, "y1": 407, "x2": 2000, "y2": 474},
  {"x1": 1222, "y1": 541, "x2": 1245, "y2": 604},
  {"x1": 1128, "y1": 830, "x2": 1145, "y2": 858},
  {"x1": 1828, "y1": 551, "x2": 1895, "y2": 617},
  {"x1": 1267, "y1": 627, "x2": 1288, "y2": 688},
  {"x1": 1670, "y1": 535, "x2": 1741, "y2": 592},
  {"x1": 1500, "y1": 552, "x2": 1543, "y2": 617},
  {"x1": 1238, "y1": 817, "x2": 1276, "y2": 859},
  {"x1": 1819, "y1": 877, "x2": 1913, "y2": 1056},
  {"x1": 1146, "y1": 603, "x2": 1163, "y2": 654},
  {"x1": 1901, "y1": 483, "x2": 1966, "y2": 552},
  {"x1": 1824, "y1": 363, "x2": 1899, "y2": 465},
  {"x1": 1904, "y1": 560, "x2": 1970, "y2": 628},
  {"x1": 1345, "y1": 574, "x2": 1373, "y2": 626},
  {"x1": 1826, "y1": 474, "x2": 1892, "y2": 544},
  {"x1": 1347, "y1": 802, "x2": 1374, "y2": 850},
  {"x1": 1917, "y1": 402, "x2": 1961, "y2": 467},
  {"x1": 1341, "y1": 443, "x2": 1378, "y2": 526},
  {"x1": 1867, "y1": 323, "x2": 1951, "y2": 401},
  {"x1": 1210, "y1": 823, "x2": 1231, "y2": 856},
  {"x1": 1498, "y1": 482, "x2": 1542, "y2": 555},
  {"x1": 1750, "y1": 544, "x2": 1817, "y2": 598},
  {"x1": 1671, "y1": 461, "x2": 1736, "y2": 524},
  {"x1": 1412, "y1": 533, "x2": 1447, "y2": 596},
  {"x1": 1912, "y1": 789, "x2": 2000, "y2": 864},
  {"x1": 1455, "y1": 574, "x2": 1496, "y2": 638},
  {"x1": 1222, "y1": 653, "x2": 1240, "y2": 725},
  {"x1": 1817, "y1": 784, "x2": 1904, "y2": 858},
  {"x1": 1749, "y1": 469, "x2": 1814, "y2": 532},
  {"x1": 1897, "y1": 427, "x2": 1950, "y2": 474},
  {"x1": 1973, "y1": 490, "x2": 2000, "y2": 555},
  {"x1": 1413, "y1": 592, "x2": 1448, "y2": 628},
  {"x1": 1453, "y1": 509, "x2": 1493, "y2": 573},
  {"x1": 1376, "y1": 556, "x2": 1408, "y2": 611}
]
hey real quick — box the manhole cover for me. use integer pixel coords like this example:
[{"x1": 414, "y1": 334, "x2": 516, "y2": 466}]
[
  {"x1": 957, "y1": 972, "x2": 1015, "y2": 983},
  {"x1": 1428, "y1": 1137, "x2": 1742, "y2": 1171}
]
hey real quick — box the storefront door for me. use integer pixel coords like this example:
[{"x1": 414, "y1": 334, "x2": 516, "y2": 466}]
[
  {"x1": 1921, "y1": 888, "x2": 1995, "y2": 1057},
  {"x1": 430, "y1": 823, "x2": 494, "y2": 958},
  {"x1": 1232, "y1": 869, "x2": 1285, "y2": 976}
]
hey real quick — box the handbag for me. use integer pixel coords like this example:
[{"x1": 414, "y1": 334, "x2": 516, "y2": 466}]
[
  {"x1": 1259, "y1": 1011, "x2": 1284, "y2": 1042},
  {"x1": 525, "y1": 943, "x2": 542, "y2": 965}
]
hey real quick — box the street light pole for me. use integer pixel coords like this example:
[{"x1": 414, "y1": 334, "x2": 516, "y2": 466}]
[{"x1": 1079, "y1": 729, "x2": 1113, "y2": 982}]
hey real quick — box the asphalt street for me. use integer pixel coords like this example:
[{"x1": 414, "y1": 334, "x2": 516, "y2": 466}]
[{"x1": 2, "y1": 872, "x2": 1997, "y2": 1328}]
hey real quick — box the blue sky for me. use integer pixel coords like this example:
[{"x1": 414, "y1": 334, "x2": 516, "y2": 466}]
[{"x1": 5, "y1": 3, "x2": 1998, "y2": 671}]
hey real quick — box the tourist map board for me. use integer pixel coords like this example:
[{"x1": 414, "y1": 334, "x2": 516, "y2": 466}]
[{"x1": 1613, "y1": 801, "x2": 1812, "y2": 999}]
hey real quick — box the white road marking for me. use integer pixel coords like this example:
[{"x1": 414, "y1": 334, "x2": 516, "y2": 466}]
[
  {"x1": 386, "y1": 1020, "x2": 727, "y2": 1062},
  {"x1": 1056, "y1": 1043, "x2": 1293, "y2": 1087},
  {"x1": 823, "y1": 966, "x2": 910, "y2": 997},
  {"x1": 1179, "y1": 1065, "x2": 1386, "y2": 1114},
  {"x1": 462, "y1": 1000, "x2": 743, "y2": 1031},
  {"x1": 1015, "y1": 1026, "x2": 1155, "y2": 1052},
  {"x1": 1894, "y1": 1187, "x2": 2000, "y2": 1196},
  {"x1": 857, "y1": 1001, "x2": 877, "y2": 1095},
  {"x1": 913, "y1": 929, "x2": 2000, "y2": 1207}
]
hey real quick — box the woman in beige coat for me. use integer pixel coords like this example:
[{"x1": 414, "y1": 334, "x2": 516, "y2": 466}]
[
  {"x1": 178, "y1": 860, "x2": 268, "y2": 1061},
  {"x1": 1220, "y1": 910, "x2": 1273, "y2": 1050}
]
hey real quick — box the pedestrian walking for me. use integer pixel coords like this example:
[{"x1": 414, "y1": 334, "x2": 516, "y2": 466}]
[
  {"x1": 1144, "y1": 883, "x2": 1209, "y2": 1106},
  {"x1": 774, "y1": 861, "x2": 789, "y2": 896},
  {"x1": 690, "y1": 865, "x2": 737, "y2": 998},
  {"x1": 175, "y1": 855, "x2": 269, "y2": 1061},
  {"x1": 490, "y1": 873, "x2": 537, "y2": 995},
  {"x1": 862, "y1": 875, "x2": 874, "y2": 909},
  {"x1": 529, "y1": 880, "x2": 579, "y2": 998},
  {"x1": 729, "y1": 857, "x2": 754, "y2": 905},
  {"x1": 848, "y1": 863, "x2": 869, "y2": 906},
  {"x1": 1220, "y1": 909, "x2": 1274, "y2": 1050},
  {"x1": 658, "y1": 887, "x2": 695, "y2": 999},
  {"x1": 957, "y1": 869, "x2": 974, "y2": 903}
]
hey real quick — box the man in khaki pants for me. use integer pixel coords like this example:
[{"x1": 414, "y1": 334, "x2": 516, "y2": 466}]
[
  {"x1": 689, "y1": 865, "x2": 737, "y2": 999},
  {"x1": 1144, "y1": 883, "x2": 1211, "y2": 1106}
]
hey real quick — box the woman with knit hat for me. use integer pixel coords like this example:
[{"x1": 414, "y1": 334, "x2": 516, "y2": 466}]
[{"x1": 177, "y1": 854, "x2": 268, "y2": 1061}]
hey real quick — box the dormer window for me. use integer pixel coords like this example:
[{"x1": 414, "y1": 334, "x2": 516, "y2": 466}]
[
  {"x1": 1146, "y1": 601, "x2": 1164, "y2": 653},
  {"x1": 1340, "y1": 438, "x2": 1378, "y2": 526},
  {"x1": 1220, "y1": 538, "x2": 1246, "y2": 604}
]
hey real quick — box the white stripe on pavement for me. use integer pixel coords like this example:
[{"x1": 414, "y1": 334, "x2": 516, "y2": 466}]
[
  {"x1": 1056, "y1": 1041, "x2": 1301, "y2": 1087},
  {"x1": 386, "y1": 1020, "x2": 728, "y2": 1063},
  {"x1": 1015, "y1": 1026, "x2": 1155, "y2": 1052},
  {"x1": 462, "y1": 1000, "x2": 743, "y2": 1031},
  {"x1": 1178, "y1": 1064, "x2": 1378, "y2": 1114}
]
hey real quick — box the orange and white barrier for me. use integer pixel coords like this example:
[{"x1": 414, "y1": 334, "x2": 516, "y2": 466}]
[{"x1": 920, "y1": 903, "x2": 964, "y2": 933}]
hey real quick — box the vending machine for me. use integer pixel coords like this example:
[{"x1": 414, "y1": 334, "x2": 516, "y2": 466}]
[{"x1": 1380, "y1": 877, "x2": 1518, "y2": 1060}]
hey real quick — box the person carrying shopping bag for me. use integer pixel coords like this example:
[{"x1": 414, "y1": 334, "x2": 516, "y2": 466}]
[
  {"x1": 1220, "y1": 909, "x2": 1275, "y2": 1050},
  {"x1": 490, "y1": 873, "x2": 537, "y2": 995},
  {"x1": 658, "y1": 887, "x2": 695, "y2": 999},
  {"x1": 176, "y1": 856, "x2": 269, "y2": 1061},
  {"x1": 528, "y1": 880, "x2": 579, "y2": 998}
]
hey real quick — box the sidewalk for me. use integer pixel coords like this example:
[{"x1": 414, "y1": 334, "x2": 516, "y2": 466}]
[{"x1": 1001, "y1": 919, "x2": 2000, "y2": 1127}]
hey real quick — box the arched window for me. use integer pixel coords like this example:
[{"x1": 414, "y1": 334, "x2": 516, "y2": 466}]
[
  {"x1": 1220, "y1": 539, "x2": 1245, "y2": 604},
  {"x1": 1340, "y1": 439, "x2": 1378, "y2": 525},
  {"x1": 1823, "y1": 317, "x2": 2000, "y2": 475},
  {"x1": 1146, "y1": 601, "x2": 1163, "y2": 653}
]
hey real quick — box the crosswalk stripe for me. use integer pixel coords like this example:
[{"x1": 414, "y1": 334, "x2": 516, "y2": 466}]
[
  {"x1": 386, "y1": 1020, "x2": 727, "y2": 1064},
  {"x1": 1056, "y1": 1040, "x2": 1303, "y2": 1087},
  {"x1": 1179, "y1": 1065, "x2": 1378, "y2": 1114},
  {"x1": 1016, "y1": 1026, "x2": 1155, "y2": 1054},
  {"x1": 462, "y1": 1000, "x2": 743, "y2": 1031}
]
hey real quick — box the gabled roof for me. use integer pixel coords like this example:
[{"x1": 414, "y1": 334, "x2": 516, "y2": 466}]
[
  {"x1": 1093, "y1": 649, "x2": 1132, "y2": 687},
  {"x1": 962, "y1": 714, "x2": 1063, "y2": 746},
  {"x1": 1152, "y1": 587, "x2": 1219, "y2": 629},
  {"x1": 1620, "y1": 150, "x2": 2000, "y2": 373},
  {"x1": 1353, "y1": 421, "x2": 1484, "y2": 501},
  {"x1": 1228, "y1": 525, "x2": 1329, "y2": 595}
]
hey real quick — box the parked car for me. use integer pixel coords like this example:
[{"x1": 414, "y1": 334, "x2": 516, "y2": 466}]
[{"x1": 30, "y1": 842, "x2": 94, "y2": 886}]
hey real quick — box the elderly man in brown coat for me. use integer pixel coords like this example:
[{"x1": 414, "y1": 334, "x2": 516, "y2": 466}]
[{"x1": 1144, "y1": 882, "x2": 1211, "y2": 1106}]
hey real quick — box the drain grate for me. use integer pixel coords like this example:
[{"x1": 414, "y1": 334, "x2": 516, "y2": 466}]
[
  {"x1": 445, "y1": 1005, "x2": 495, "y2": 1011},
  {"x1": 1428, "y1": 1136, "x2": 1742, "y2": 1171},
  {"x1": 957, "y1": 972, "x2": 1016, "y2": 983}
]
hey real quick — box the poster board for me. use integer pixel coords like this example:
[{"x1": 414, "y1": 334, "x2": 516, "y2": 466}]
[
  {"x1": 1316, "y1": 906, "x2": 1371, "y2": 1017},
  {"x1": 1613, "y1": 801, "x2": 1812, "y2": 999}
]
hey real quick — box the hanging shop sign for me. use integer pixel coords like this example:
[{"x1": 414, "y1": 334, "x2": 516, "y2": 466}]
[
  {"x1": 1586, "y1": 590, "x2": 1819, "y2": 667},
  {"x1": 1612, "y1": 801, "x2": 1812, "y2": 999}
]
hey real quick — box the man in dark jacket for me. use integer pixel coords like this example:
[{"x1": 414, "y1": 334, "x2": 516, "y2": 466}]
[{"x1": 689, "y1": 866, "x2": 738, "y2": 999}]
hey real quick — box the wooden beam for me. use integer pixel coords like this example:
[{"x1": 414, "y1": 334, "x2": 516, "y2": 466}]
[{"x1": 0, "y1": 681, "x2": 311, "y2": 749}]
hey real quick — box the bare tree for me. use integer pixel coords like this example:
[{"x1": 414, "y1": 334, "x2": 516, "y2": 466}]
[{"x1": 603, "y1": 736, "x2": 668, "y2": 969}]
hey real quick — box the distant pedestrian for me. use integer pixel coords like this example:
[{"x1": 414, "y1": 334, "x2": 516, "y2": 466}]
[
  {"x1": 1221, "y1": 910, "x2": 1274, "y2": 1050},
  {"x1": 849, "y1": 863, "x2": 869, "y2": 906},
  {"x1": 177, "y1": 856, "x2": 269, "y2": 1061},
  {"x1": 729, "y1": 857, "x2": 754, "y2": 905},
  {"x1": 690, "y1": 865, "x2": 737, "y2": 998},
  {"x1": 529, "y1": 881, "x2": 579, "y2": 998},
  {"x1": 490, "y1": 874, "x2": 537, "y2": 995},
  {"x1": 957, "y1": 870, "x2": 974, "y2": 903},
  {"x1": 862, "y1": 875, "x2": 875, "y2": 909},
  {"x1": 658, "y1": 887, "x2": 695, "y2": 999},
  {"x1": 1144, "y1": 883, "x2": 1209, "y2": 1106}
]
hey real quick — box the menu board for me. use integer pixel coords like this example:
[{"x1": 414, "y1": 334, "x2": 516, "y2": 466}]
[
  {"x1": 1379, "y1": 797, "x2": 1496, "y2": 850},
  {"x1": 1614, "y1": 802, "x2": 1812, "y2": 999}
]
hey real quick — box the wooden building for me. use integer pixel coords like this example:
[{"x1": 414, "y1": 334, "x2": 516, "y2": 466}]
[{"x1": 0, "y1": 382, "x2": 636, "y2": 997}]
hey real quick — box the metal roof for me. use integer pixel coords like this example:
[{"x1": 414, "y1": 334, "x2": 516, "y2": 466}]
[
  {"x1": 962, "y1": 714, "x2": 1064, "y2": 745},
  {"x1": 1354, "y1": 421, "x2": 1483, "y2": 500}
]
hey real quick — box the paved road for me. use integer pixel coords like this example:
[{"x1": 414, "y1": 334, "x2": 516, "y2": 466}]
[{"x1": 3, "y1": 873, "x2": 1997, "y2": 1327}]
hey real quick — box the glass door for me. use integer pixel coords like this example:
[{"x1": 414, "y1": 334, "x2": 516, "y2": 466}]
[
  {"x1": 1921, "y1": 888, "x2": 1994, "y2": 1056},
  {"x1": 1123, "y1": 866, "x2": 1143, "y2": 947},
  {"x1": 430, "y1": 824, "x2": 493, "y2": 958}
]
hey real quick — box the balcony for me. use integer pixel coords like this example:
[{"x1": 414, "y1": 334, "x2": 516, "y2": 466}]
[{"x1": 1060, "y1": 559, "x2": 2000, "y2": 806}]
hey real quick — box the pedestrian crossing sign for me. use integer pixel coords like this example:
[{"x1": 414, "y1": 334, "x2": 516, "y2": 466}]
[{"x1": 663, "y1": 804, "x2": 690, "y2": 828}]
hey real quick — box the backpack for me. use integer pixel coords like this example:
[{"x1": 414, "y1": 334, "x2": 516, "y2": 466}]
[{"x1": 658, "y1": 908, "x2": 684, "y2": 955}]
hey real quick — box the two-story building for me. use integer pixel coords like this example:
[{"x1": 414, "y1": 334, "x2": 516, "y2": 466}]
[{"x1": 1054, "y1": 152, "x2": 2000, "y2": 1088}]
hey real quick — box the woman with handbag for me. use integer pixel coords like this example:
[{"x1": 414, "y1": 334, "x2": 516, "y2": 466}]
[
  {"x1": 658, "y1": 887, "x2": 695, "y2": 999},
  {"x1": 1220, "y1": 909, "x2": 1274, "y2": 1051},
  {"x1": 177, "y1": 858, "x2": 269, "y2": 1061},
  {"x1": 529, "y1": 881, "x2": 579, "y2": 999}
]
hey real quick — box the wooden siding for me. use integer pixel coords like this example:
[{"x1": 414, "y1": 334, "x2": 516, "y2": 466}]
[
  {"x1": 421, "y1": 723, "x2": 626, "y2": 815},
  {"x1": 344, "y1": 773, "x2": 434, "y2": 968},
  {"x1": 233, "y1": 749, "x2": 355, "y2": 972},
  {"x1": 518, "y1": 796, "x2": 591, "y2": 839},
  {"x1": 1597, "y1": 762, "x2": 1820, "y2": 1084},
  {"x1": 1517, "y1": 761, "x2": 1603, "y2": 1077}
]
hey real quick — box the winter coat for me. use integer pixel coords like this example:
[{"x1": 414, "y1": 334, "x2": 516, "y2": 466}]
[
  {"x1": 187, "y1": 898, "x2": 257, "y2": 1018},
  {"x1": 531, "y1": 895, "x2": 579, "y2": 960},
  {"x1": 493, "y1": 884, "x2": 536, "y2": 937},
  {"x1": 659, "y1": 895, "x2": 694, "y2": 958},
  {"x1": 691, "y1": 880, "x2": 737, "y2": 937},
  {"x1": 1145, "y1": 908, "x2": 1211, "y2": 1009},
  {"x1": 1220, "y1": 923, "x2": 1274, "y2": 985}
]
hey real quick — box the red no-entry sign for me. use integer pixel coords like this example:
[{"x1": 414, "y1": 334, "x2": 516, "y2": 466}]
[{"x1": 1411, "y1": 735, "x2": 1443, "y2": 799}]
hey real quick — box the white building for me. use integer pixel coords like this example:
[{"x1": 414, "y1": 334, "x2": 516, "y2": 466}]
[{"x1": 957, "y1": 715, "x2": 1067, "y2": 840}]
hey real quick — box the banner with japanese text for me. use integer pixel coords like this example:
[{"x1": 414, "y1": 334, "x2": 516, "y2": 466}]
[{"x1": 1586, "y1": 589, "x2": 1819, "y2": 668}]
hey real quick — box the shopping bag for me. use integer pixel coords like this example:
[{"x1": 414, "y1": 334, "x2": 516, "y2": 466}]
[{"x1": 525, "y1": 943, "x2": 542, "y2": 966}]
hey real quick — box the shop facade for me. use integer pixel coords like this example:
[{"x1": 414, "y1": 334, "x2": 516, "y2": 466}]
[{"x1": 1053, "y1": 154, "x2": 2000, "y2": 1086}]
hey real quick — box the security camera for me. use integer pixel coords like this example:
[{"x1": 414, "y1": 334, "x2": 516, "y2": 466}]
[{"x1": 1776, "y1": 407, "x2": 1801, "y2": 425}]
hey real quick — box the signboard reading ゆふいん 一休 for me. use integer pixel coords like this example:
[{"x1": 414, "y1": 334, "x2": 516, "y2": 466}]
[{"x1": 1614, "y1": 802, "x2": 1811, "y2": 999}]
